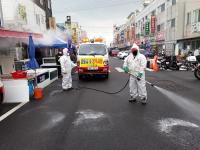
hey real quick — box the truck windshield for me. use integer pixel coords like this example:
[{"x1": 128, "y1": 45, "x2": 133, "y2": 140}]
[{"x1": 79, "y1": 44, "x2": 107, "y2": 55}]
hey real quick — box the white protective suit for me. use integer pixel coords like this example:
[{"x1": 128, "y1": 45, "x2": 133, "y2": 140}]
[
  {"x1": 59, "y1": 48, "x2": 76, "y2": 90},
  {"x1": 123, "y1": 44, "x2": 147, "y2": 100}
]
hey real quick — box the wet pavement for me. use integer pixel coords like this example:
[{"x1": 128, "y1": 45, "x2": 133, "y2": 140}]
[{"x1": 0, "y1": 57, "x2": 200, "y2": 150}]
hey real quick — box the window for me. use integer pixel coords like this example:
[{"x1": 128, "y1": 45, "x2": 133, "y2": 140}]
[
  {"x1": 160, "y1": 23, "x2": 165, "y2": 31},
  {"x1": 193, "y1": 9, "x2": 200, "y2": 23},
  {"x1": 172, "y1": 0, "x2": 176, "y2": 5},
  {"x1": 171, "y1": 18, "x2": 175, "y2": 27},
  {"x1": 40, "y1": 0, "x2": 44, "y2": 5},
  {"x1": 48, "y1": 0, "x2": 51, "y2": 9},
  {"x1": 187, "y1": 12, "x2": 191, "y2": 25},
  {"x1": 36, "y1": 14, "x2": 40, "y2": 25},
  {"x1": 157, "y1": 25, "x2": 161, "y2": 32},
  {"x1": 161, "y1": 3, "x2": 165, "y2": 12},
  {"x1": 151, "y1": 10, "x2": 156, "y2": 16},
  {"x1": 41, "y1": 15, "x2": 45, "y2": 24},
  {"x1": 199, "y1": 9, "x2": 200, "y2": 22},
  {"x1": 79, "y1": 44, "x2": 107, "y2": 55}
]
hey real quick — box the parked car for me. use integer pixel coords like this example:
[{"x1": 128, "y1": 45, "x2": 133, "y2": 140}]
[
  {"x1": 0, "y1": 80, "x2": 4, "y2": 104},
  {"x1": 117, "y1": 50, "x2": 131, "y2": 59},
  {"x1": 110, "y1": 49, "x2": 120, "y2": 57}
]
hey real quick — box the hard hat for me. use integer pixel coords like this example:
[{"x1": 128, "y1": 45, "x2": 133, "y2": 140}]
[{"x1": 131, "y1": 43, "x2": 139, "y2": 52}]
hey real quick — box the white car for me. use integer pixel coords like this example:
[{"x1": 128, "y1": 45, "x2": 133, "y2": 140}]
[
  {"x1": 0, "y1": 80, "x2": 4, "y2": 104},
  {"x1": 117, "y1": 50, "x2": 130, "y2": 59}
]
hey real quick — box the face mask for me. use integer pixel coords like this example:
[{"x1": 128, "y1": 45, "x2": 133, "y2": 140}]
[{"x1": 132, "y1": 51, "x2": 138, "y2": 56}]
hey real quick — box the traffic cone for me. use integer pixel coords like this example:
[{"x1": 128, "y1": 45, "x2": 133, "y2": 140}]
[{"x1": 153, "y1": 55, "x2": 159, "y2": 72}]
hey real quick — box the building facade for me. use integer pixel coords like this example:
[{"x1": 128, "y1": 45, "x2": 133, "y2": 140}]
[
  {"x1": 0, "y1": 0, "x2": 3, "y2": 27},
  {"x1": 1, "y1": 0, "x2": 46, "y2": 33},
  {"x1": 34, "y1": 0, "x2": 53, "y2": 29},
  {"x1": 114, "y1": 0, "x2": 200, "y2": 55},
  {"x1": 177, "y1": 0, "x2": 200, "y2": 52},
  {"x1": 135, "y1": 0, "x2": 200, "y2": 55},
  {"x1": 113, "y1": 12, "x2": 136, "y2": 49}
]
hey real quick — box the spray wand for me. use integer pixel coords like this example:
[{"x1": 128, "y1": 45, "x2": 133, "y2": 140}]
[{"x1": 128, "y1": 72, "x2": 155, "y2": 87}]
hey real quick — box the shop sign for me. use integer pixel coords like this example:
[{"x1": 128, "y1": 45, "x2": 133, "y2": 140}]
[
  {"x1": 145, "y1": 21, "x2": 150, "y2": 34},
  {"x1": 37, "y1": 72, "x2": 49, "y2": 84},
  {"x1": 192, "y1": 22, "x2": 200, "y2": 33},
  {"x1": 18, "y1": 4, "x2": 27, "y2": 23},
  {"x1": 150, "y1": 36, "x2": 156, "y2": 43},
  {"x1": 49, "y1": 17, "x2": 56, "y2": 30},
  {"x1": 150, "y1": 16, "x2": 156, "y2": 33},
  {"x1": 156, "y1": 32, "x2": 165, "y2": 41},
  {"x1": 135, "y1": 39, "x2": 141, "y2": 45}
]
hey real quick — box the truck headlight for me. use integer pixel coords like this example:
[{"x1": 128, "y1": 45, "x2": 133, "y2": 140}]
[{"x1": 103, "y1": 60, "x2": 109, "y2": 66}]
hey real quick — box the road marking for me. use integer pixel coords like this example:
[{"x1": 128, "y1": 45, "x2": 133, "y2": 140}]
[
  {"x1": 73, "y1": 110, "x2": 106, "y2": 126},
  {"x1": 0, "y1": 102, "x2": 28, "y2": 122},
  {"x1": 115, "y1": 67, "x2": 124, "y2": 73},
  {"x1": 146, "y1": 68, "x2": 154, "y2": 72},
  {"x1": 158, "y1": 118, "x2": 199, "y2": 134}
]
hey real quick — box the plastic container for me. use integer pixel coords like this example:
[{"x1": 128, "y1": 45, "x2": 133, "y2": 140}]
[
  {"x1": 11, "y1": 71, "x2": 27, "y2": 79},
  {"x1": 34, "y1": 88, "x2": 43, "y2": 100}
]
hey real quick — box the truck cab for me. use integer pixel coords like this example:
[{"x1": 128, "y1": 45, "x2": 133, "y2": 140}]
[{"x1": 77, "y1": 43, "x2": 109, "y2": 79}]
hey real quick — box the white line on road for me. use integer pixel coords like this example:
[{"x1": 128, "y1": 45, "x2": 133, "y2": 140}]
[
  {"x1": 0, "y1": 102, "x2": 28, "y2": 122},
  {"x1": 115, "y1": 67, "x2": 124, "y2": 73},
  {"x1": 146, "y1": 68, "x2": 154, "y2": 72}
]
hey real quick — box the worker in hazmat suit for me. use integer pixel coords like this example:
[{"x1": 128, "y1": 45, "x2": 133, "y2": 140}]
[
  {"x1": 59, "y1": 48, "x2": 76, "y2": 90},
  {"x1": 123, "y1": 43, "x2": 148, "y2": 104}
]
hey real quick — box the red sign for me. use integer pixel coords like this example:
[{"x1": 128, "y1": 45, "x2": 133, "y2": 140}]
[
  {"x1": 156, "y1": 32, "x2": 165, "y2": 41},
  {"x1": 151, "y1": 16, "x2": 156, "y2": 33}
]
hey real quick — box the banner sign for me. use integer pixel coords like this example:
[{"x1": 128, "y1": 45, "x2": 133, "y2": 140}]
[{"x1": 151, "y1": 16, "x2": 156, "y2": 33}]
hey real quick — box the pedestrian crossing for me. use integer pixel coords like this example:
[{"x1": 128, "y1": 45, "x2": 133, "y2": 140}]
[{"x1": 115, "y1": 67, "x2": 125, "y2": 73}]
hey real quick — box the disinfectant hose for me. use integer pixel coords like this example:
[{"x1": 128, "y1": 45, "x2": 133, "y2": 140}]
[{"x1": 74, "y1": 73, "x2": 155, "y2": 94}]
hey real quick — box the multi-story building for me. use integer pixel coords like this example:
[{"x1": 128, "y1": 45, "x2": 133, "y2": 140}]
[
  {"x1": 1, "y1": 0, "x2": 46, "y2": 33},
  {"x1": 135, "y1": 0, "x2": 166, "y2": 53},
  {"x1": 34, "y1": 0, "x2": 53, "y2": 29},
  {"x1": 113, "y1": 12, "x2": 137, "y2": 49},
  {"x1": 135, "y1": 0, "x2": 200, "y2": 55},
  {"x1": 177, "y1": 0, "x2": 200, "y2": 52}
]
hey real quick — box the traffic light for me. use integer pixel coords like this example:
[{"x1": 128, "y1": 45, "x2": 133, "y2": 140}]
[{"x1": 65, "y1": 16, "x2": 71, "y2": 25}]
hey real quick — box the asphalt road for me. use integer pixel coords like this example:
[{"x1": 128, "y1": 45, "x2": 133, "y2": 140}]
[{"x1": 0, "y1": 57, "x2": 200, "y2": 150}]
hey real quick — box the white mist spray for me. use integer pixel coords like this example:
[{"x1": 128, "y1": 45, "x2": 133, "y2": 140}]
[{"x1": 155, "y1": 86, "x2": 200, "y2": 122}]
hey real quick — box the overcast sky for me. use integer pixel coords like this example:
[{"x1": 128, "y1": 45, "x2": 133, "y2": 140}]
[{"x1": 52, "y1": 0, "x2": 141, "y2": 44}]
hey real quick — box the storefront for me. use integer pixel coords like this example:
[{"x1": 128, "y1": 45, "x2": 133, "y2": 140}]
[
  {"x1": 178, "y1": 37, "x2": 200, "y2": 52},
  {"x1": 0, "y1": 28, "x2": 43, "y2": 75}
]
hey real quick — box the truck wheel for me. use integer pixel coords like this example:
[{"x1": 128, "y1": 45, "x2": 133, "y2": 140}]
[
  {"x1": 0, "y1": 93, "x2": 3, "y2": 104},
  {"x1": 105, "y1": 74, "x2": 109, "y2": 79}
]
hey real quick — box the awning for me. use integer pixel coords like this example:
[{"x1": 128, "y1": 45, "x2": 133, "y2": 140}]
[
  {"x1": 35, "y1": 36, "x2": 68, "y2": 48},
  {"x1": 0, "y1": 28, "x2": 43, "y2": 39}
]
